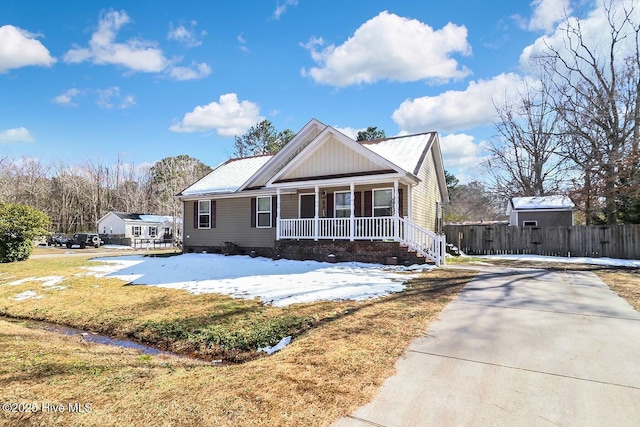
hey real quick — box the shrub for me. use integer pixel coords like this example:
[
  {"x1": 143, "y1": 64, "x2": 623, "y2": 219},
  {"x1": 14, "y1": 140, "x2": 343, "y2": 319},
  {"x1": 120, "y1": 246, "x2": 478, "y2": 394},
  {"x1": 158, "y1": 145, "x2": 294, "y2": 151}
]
[{"x1": 0, "y1": 202, "x2": 50, "y2": 263}]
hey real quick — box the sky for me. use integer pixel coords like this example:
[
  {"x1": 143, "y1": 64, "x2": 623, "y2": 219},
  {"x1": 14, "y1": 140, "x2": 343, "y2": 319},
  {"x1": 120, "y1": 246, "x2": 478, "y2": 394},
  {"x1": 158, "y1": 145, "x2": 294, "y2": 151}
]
[{"x1": 0, "y1": 0, "x2": 619, "y2": 182}]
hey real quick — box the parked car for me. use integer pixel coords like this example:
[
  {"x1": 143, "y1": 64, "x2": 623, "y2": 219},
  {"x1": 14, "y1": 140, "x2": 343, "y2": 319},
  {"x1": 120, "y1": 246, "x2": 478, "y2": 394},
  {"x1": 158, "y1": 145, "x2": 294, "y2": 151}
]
[
  {"x1": 66, "y1": 233, "x2": 103, "y2": 249},
  {"x1": 47, "y1": 234, "x2": 68, "y2": 246}
]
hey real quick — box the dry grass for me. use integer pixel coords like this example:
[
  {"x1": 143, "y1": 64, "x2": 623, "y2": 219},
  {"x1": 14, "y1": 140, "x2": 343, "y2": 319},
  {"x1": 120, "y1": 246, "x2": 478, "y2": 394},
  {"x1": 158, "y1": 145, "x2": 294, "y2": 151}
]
[
  {"x1": 0, "y1": 255, "x2": 473, "y2": 426},
  {"x1": 595, "y1": 269, "x2": 640, "y2": 311}
]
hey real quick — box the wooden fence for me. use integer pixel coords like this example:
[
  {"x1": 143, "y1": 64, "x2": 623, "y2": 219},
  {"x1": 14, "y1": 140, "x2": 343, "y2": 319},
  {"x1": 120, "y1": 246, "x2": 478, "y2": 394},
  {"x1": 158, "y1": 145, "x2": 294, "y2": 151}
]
[{"x1": 444, "y1": 224, "x2": 640, "y2": 260}]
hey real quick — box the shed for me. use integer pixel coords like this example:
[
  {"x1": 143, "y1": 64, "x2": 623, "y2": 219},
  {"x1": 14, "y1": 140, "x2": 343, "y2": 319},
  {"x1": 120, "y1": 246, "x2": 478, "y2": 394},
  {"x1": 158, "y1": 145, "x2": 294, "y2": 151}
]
[{"x1": 507, "y1": 196, "x2": 575, "y2": 227}]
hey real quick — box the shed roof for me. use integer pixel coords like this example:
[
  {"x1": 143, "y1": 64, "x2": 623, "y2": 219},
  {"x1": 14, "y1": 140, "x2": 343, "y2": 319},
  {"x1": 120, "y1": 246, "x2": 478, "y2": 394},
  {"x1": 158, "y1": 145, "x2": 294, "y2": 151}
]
[{"x1": 511, "y1": 196, "x2": 575, "y2": 210}]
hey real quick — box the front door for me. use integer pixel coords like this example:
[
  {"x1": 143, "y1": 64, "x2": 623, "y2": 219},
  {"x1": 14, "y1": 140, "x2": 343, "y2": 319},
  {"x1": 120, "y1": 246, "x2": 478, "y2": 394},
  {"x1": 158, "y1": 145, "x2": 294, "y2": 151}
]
[{"x1": 300, "y1": 194, "x2": 315, "y2": 218}]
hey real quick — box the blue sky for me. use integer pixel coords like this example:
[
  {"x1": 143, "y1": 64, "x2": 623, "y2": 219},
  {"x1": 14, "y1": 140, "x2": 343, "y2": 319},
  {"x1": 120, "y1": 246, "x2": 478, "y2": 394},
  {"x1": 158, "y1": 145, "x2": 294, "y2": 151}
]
[{"x1": 0, "y1": 0, "x2": 601, "y2": 181}]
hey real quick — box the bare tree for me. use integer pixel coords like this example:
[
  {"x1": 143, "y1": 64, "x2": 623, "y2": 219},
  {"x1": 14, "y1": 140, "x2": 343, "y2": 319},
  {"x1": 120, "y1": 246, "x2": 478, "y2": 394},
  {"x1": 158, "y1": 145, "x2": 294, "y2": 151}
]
[
  {"x1": 534, "y1": 0, "x2": 640, "y2": 223},
  {"x1": 485, "y1": 82, "x2": 568, "y2": 199}
]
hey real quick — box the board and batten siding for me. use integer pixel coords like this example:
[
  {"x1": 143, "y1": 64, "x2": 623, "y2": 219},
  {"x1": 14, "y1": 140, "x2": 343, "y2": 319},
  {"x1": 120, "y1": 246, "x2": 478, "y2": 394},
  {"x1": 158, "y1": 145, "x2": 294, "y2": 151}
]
[
  {"x1": 184, "y1": 197, "x2": 276, "y2": 248},
  {"x1": 282, "y1": 135, "x2": 387, "y2": 180},
  {"x1": 411, "y1": 149, "x2": 443, "y2": 232}
]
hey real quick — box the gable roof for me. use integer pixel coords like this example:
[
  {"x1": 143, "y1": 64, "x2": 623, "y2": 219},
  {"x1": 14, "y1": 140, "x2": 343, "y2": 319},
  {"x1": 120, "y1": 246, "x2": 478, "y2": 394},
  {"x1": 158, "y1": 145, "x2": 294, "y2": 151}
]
[
  {"x1": 180, "y1": 155, "x2": 273, "y2": 196},
  {"x1": 100, "y1": 212, "x2": 177, "y2": 224},
  {"x1": 510, "y1": 196, "x2": 575, "y2": 211},
  {"x1": 359, "y1": 132, "x2": 437, "y2": 176},
  {"x1": 267, "y1": 125, "x2": 408, "y2": 185},
  {"x1": 177, "y1": 119, "x2": 447, "y2": 199}
]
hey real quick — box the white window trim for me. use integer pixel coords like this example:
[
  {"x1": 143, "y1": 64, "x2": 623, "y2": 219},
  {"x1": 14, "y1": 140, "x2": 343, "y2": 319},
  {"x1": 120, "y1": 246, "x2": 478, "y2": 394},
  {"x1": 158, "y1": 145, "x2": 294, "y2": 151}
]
[
  {"x1": 522, "y1": 220, "x2": 538, "y2": 226},
  {"x1": 334, "y1": 191, "x2": 352, "y2": 218},
  {"x1": 199, "y1": 200, "x2": 211, "y2": 229},
  {"x1": 149, "y1": 226, "x2": 157, "y2": 238},
  {"x1": 132, "y1": 225, "x2": 142, "y2": 237},
  {"x1": 373, "y1": 187, "x2": 393, "y2": 217},
  {"x1": 256, "y1": 196, "x2": 272, "y2": 228}
]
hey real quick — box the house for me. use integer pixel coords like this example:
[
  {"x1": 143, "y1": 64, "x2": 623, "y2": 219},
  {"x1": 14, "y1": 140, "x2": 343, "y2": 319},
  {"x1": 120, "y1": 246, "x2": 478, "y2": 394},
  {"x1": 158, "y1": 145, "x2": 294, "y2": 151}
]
[
  {"x1": 97, "y1": 212, "x2": 180, "y2": 240},
  {"x1": 507, "y1": 196, "x2": 575, "y2": 227},
  {"x1": 176, "y1": 119, "x2": 448, "y2": 266}
]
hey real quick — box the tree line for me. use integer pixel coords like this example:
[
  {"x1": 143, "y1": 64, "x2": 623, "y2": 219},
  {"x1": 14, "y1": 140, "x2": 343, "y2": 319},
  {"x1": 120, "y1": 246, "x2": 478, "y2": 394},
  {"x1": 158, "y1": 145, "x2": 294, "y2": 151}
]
[{"x1": 0, "y1": 155, "x2": 211, "y2": 233}]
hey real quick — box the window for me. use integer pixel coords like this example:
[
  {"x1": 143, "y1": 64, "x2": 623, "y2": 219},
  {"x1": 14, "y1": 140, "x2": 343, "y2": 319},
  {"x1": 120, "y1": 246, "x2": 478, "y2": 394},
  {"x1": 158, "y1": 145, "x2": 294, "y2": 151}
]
[
  {"x1": 163, "y1": 227, "x2": 171, "y2": 237},
  {"x1": 199, "y1": 200, "x2": 211, "y2": 229},
  {"x1": 523, "y1": 220, "x2": 538, "y2": 226},
  {"x1": 149, "y1": 226, "x2": 157, "y2": 238},
  {"x1": 132, "y1": 225, "x2": 142, "y2": 237},
  {"x1": 373, "y1": 189, "x2": 393, "y2": 217},
  {"x1": 334, "y1": 192, "x2": 352, "y2": 218},
  {"x1": 256, "y1": 196, "x2": 272, "y2": 227}
]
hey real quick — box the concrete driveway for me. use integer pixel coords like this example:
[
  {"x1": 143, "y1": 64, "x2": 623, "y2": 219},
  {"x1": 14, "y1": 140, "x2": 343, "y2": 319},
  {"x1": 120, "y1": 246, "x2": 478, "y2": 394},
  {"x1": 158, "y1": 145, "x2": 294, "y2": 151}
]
[{"x1": 333, "y1": 267, "x2": 640, "y2": 427}]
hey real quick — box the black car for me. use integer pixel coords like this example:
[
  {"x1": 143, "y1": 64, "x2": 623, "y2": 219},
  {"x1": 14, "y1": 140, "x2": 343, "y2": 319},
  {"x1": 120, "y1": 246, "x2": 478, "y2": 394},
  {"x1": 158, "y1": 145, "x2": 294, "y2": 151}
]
[
  {"x1": 66, "y1": 233, "x2": 103, "y2": 249},
  {"x1": 47, "y1": 234, "x2": 68, "y2": 246}
]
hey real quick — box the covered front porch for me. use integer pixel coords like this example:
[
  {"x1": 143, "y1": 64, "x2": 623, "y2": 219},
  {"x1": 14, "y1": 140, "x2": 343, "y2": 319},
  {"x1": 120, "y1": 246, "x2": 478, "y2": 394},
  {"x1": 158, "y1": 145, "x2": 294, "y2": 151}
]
[{"x1": 271, "y1": 179, "x2": 445, "y2": 266}]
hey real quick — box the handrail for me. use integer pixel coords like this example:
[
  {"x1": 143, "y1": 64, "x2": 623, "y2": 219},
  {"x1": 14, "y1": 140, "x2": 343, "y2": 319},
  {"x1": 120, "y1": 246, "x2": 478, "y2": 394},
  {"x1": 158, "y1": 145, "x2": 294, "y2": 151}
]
[{"x1": 398, "y1": 217, "x2": 445, "y2": 267}]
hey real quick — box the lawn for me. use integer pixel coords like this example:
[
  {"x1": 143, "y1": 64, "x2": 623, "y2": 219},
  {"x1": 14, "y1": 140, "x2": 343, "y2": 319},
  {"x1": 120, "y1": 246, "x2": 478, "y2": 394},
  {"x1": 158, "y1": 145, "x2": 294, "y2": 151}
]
[{"x1": 0, "y1": 253, "x2": 472, "y2": 426}]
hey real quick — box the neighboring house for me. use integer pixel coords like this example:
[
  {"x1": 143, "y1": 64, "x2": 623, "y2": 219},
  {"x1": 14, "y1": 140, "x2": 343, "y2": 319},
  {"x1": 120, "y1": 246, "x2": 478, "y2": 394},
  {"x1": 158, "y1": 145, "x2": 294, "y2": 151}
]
[
  {"x1": 176, "y1": 119, "x2": 448, "y2": 266},
  {"x1": 97, "y1": 212, "x2": 180, "y2": 240},
  {"x1": 507, "y1": 196, "x2": 575, "y2": 227}
]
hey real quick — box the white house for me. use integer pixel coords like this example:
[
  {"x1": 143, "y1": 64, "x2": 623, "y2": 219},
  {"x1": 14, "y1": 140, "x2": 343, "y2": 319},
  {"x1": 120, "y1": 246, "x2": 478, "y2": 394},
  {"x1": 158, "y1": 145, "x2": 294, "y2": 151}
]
[{"x1": 97, "y1": 212, "x2": 180, "y2": 240}]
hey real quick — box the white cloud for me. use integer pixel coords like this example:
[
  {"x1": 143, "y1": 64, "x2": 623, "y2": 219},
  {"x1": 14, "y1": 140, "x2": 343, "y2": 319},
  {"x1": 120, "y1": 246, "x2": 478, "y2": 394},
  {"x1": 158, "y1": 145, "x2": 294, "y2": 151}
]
[
  {"x1": 96, "y1": 86, "x2": 136, "y2": 109},
  {"x1": 302, "y1": 11, "x2": 471, "y2": 87},
  {"x1": 52, "y1": 88, "x2": 83, "y2": 106},
  {"x1": 439, "y1": 133, "x2": 487, "y2": 169},
  {"x1": 527, "y1": 0, "x2": 571, "y2": 33},
  {"x1": 64, "y1": 10, "x2": 210, "y2": 80},
  {"x1": 0, "y1": 127, "x2": 34, "y2": 143},
  {"x1": 64, "y1": 10, "x2": 168, "y2": 72},
  {"x1": 168, "y1": 21, "x2": 206, "y2": 47},
  {"x1": 333, "y1": 126, "x2": 363, "y2": 140},
  {"x1": 237, "y1": 34, "x2": 249, "y2": 53},
  {"x1": 170, "y1": 93, "x2": 264, "y2": 136},
  {"x1": 168, "y1": 62, "x2": 211, "y2": 80},
  {"x1": 0, "y1": 25, "x2": 56, "y2": 73},
  {"x1": 520, "y1": 0, "x2": 639, "y2": 71},
  {"x1": 274, "y1": 0, "x2": 298, "y2": 20},
  {"x1": 391, "y1": 73, "x2": 528, "y2": 134}
]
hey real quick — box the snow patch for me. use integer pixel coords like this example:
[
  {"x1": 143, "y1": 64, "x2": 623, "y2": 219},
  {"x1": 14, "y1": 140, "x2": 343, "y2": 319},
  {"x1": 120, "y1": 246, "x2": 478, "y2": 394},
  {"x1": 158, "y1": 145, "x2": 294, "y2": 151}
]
[
  {"x1": 12, "y1": 291, "x2": 44, "y2": 301},
  {"x1": 479, "y1": 254, "x2": 640, "y2": 268},
  {"x1": 259, "y1": 336, "x2": 292, "y2": 355},
  {"x1": 85, "y1": 253, "x2": 424, "y2": 307}
]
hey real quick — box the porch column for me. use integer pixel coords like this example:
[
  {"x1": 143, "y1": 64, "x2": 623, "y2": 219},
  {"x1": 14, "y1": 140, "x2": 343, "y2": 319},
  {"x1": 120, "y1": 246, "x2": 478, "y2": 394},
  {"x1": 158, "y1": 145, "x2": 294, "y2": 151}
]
[
  {"x1": 314, "y1": 185, "x2": 319, "y2": 241},
  {"x1": 349, "y1": 182, "x2": 355, "y2": 241},
  {"x1": 407, "y1": 185, "x2": 412, "y2": 221},
  {"x1": 394, "y1": 179, "x2": 400, "y2": 241},
  {"x1": 276, "y1": 188, "x2": 281, "y2": 240}
]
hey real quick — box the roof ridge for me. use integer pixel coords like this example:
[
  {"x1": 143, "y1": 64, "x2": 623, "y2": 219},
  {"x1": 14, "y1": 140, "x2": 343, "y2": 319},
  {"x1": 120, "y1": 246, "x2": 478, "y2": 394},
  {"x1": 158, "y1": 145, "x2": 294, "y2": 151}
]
[{"x1": 358, "y1": 131, "x2": 436, "y2": 145}]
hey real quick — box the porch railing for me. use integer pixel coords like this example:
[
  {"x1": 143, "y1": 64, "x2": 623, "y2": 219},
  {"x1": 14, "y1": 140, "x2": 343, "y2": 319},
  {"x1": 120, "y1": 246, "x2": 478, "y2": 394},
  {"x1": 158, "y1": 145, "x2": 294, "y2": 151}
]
[
  {"x1": 279, "y1": 217, "x2": 396, "y2": 240},
  {"x1": 398, "y1": 217, "x2": 445, "y2": 267},
  {"x1": 278, "y1": 216, "x2": 445, "y2": 266}
]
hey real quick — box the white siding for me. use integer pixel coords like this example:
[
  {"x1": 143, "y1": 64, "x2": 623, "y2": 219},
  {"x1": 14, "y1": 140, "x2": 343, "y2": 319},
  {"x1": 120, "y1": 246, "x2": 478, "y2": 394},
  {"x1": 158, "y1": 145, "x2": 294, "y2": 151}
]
[
  {"x1": 98, "y1": 213, "x2": 126, "y2": 235},
  {"x1": 282, "y1": 136, "x2": 386, "y2": 180}
]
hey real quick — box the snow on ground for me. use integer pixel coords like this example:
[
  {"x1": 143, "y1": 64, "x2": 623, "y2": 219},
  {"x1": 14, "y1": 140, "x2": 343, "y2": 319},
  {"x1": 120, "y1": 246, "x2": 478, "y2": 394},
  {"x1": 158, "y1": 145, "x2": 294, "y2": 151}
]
[
  {"x1": 4, "y1": 276, "x2": 65, "y2": 288},
  {"x1": 476, "y1": 254, "x2": 640, "y2": 268},
  {"x1": 12, "y1": 290, "x2": 44, "y2": 301},
  {"x1": 84, "y1": 253, "x2": 429, "y2": 307}
]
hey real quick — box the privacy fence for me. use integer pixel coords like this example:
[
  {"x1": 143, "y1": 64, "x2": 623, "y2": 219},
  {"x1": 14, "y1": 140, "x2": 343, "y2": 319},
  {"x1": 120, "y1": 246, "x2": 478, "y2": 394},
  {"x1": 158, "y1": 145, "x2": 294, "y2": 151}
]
[{"x1": 444, "y1": 224, "x2": 640, "y2": 260}]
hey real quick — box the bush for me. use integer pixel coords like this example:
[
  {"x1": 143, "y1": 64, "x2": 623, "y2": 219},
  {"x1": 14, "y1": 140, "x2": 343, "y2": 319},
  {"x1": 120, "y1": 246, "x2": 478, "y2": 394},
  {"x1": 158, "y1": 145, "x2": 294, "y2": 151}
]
[{"x1": 0, "y1": 202, "x2": 50, "y2": 263}]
